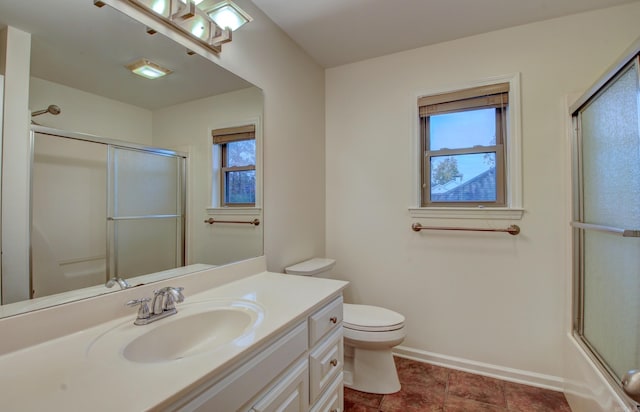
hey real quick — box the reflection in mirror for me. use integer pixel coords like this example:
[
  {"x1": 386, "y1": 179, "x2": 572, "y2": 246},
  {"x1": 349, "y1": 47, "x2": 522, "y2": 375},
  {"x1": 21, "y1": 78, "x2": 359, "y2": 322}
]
[
  {"x1": 0, "y1": 0, "x2": 263, "y2": 318},
  {"x1": 31, "y1": 130, "x2": 187, "y2": 301}
]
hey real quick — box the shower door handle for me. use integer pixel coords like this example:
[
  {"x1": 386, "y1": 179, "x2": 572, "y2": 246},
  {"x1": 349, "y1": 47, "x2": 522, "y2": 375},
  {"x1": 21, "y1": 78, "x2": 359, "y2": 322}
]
[{"x1": 622, "y1": 369, "x2": 640, "y2": 402}]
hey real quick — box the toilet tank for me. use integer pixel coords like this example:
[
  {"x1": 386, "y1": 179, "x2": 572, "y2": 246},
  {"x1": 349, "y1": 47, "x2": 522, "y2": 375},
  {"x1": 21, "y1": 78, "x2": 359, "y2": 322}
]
[{"x1": 284, "y1": 258, "x2": 336, "y2": 276}]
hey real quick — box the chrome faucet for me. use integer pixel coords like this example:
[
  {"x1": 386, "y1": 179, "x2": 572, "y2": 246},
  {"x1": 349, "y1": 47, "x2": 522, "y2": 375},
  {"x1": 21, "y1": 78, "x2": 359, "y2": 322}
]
[
  {"x1": 151, "y1": 286, "x2": 185, "y2": 315},
  {"x1": 127, "y1": 286, "x2": 184, "y2": 326},
  {"x1": 105, "y1": 277, "x2": 130, "y2": 289}
]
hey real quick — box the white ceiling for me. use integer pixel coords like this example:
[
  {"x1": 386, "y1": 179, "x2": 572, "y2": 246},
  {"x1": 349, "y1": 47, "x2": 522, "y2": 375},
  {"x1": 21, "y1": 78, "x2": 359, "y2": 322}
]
[
  {"x1": 252, "y1": 0, "x2": 640, "y2": 68},
  {"x1": 1, "y1": 0, "x2": 637, "y2": 106}
]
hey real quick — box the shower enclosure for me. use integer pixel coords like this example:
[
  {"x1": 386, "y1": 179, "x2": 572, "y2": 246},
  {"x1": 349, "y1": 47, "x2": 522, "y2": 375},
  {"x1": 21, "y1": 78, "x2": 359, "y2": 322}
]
[
  {"x1": 571, "y1": 48, "x2": 640, "y2": 406},
  {"x1": 31, "y1": 128, "x2": 186, "y2": 298}
]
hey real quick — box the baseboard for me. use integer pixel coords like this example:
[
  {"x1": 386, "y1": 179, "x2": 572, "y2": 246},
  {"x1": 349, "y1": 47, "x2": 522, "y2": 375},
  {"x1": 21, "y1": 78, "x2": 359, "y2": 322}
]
[{"x1": 393, "y1": 345, "x2": 565, "y2": 392}]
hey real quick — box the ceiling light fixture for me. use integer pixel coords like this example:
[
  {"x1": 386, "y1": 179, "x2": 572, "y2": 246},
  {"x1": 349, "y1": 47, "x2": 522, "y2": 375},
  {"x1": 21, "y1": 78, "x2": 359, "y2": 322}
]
[
  {"x1": 207, "y1": 1, "x2": 252, "y2": 31},
  {"x1": 126, "y1": 58, "x2": 172, "y2": 79},
  {"x1": 116, "y1": 0, "x2": 243, "y2": 54}
]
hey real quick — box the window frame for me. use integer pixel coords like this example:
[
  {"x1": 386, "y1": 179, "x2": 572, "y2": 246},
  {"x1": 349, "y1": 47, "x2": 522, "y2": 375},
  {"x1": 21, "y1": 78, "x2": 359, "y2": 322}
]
[
  {"x1": 212, "y1": 124, "x2": 256, "y2": 207},
  {"x1": 420, "y1": 87, "x2": 508, "y2": 207},
  {"x1": 410, "y1": 74, "x2": 523, "y2": 220}
]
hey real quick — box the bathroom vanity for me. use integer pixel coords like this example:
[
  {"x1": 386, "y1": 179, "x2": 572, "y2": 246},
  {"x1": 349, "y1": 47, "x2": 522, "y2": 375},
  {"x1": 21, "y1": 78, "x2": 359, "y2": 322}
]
[{"x1": 0, "y1": 257, "x2": 347, "y2": 411}]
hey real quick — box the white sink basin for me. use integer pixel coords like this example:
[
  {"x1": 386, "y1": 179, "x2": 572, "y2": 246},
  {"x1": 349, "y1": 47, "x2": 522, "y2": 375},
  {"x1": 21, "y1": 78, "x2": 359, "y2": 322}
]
[{"x1": 87, "y1": 299, "x2": 263, "y2": 364}]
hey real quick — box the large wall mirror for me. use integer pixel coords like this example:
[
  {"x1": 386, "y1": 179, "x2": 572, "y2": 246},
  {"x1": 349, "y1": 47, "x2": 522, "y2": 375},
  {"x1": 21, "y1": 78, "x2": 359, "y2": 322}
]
[{"x1": 0, "y1": 0, "x2": 264, "y2": 317}]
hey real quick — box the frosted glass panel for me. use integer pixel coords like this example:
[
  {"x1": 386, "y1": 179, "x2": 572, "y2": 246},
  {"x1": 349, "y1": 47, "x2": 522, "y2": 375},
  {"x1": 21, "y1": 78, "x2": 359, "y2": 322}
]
[
  {"x1": 581, "y1": 64, "x2": 640, "y2": 228},
  {"x1": 114, "y1": 218, "x2": 179, "y2": 278},
  {"x1": 583, "y1": 231, "x2": 640, "y2": 378},
  {"x1": 31, "y1": 135, "x2": 107, "y2": 298},
  {"x1": 577, "y1": 59, "x2": 640, "y2": 382},
  {"x1": 112, "y1": 148, "x2": 181, "y2": 216}
]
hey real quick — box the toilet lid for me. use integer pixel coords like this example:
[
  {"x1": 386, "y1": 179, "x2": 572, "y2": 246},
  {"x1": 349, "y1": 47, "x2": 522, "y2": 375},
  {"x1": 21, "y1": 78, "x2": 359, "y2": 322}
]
[{"x1": 343, "y1": 303, "x2": 405, "y2": 332}]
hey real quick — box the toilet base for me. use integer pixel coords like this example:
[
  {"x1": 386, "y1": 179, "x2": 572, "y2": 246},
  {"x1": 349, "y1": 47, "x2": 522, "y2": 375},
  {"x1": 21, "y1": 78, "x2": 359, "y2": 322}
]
[{"x1": 343, "y1": 345, "x2": 401, "y2": 394}]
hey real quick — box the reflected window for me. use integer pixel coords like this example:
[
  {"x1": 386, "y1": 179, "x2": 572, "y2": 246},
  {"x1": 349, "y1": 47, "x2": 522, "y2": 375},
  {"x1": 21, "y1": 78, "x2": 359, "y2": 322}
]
[
  {"x1": 212, "y1": 125, "x2": 256, "y2": 206},
  {"x1": 419, "y1": 83, "x2": 509, "y2": 206}
]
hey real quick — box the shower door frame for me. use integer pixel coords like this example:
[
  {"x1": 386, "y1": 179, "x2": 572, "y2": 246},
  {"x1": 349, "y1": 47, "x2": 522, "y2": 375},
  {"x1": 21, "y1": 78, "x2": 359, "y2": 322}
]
[
  {"x1": 29, "y1": 125, "x2": 187, "y2": 293},
  {"x1": 570, "y1": 41, "x2": 640, "y2": 410},
  {"x1": 0, "y1": 75, "x2": 3, "y2": 301}
]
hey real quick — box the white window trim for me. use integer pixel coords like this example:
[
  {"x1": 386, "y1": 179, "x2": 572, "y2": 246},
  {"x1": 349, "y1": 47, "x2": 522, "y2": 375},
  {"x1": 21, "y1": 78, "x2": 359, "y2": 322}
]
[
  {"x1": 210, "y1": 116, "x2": 262, "y2": 210},
  {"x1": 206, "y1": 206, "x2": 262, "y2": 216},
  {"x1": 409, "y1": 73, "x2": 524, "y2": 220}
]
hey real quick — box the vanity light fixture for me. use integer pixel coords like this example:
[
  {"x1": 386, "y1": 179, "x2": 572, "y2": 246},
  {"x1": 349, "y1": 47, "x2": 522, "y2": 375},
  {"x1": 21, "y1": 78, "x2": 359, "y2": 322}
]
[
  {"x1": 126, "y1": 58, "x2": 172, "y2": 79},
  {"x1": 122, "y1": 0, "x2": 237, "y2": 54},
  {"x1": 207, "y1": 1, "x2": 252, "y2": 31}
]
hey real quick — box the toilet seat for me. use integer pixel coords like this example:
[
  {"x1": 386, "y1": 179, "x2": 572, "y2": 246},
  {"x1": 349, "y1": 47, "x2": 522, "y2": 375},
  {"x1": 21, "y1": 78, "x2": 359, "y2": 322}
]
[
  {"x1": 343, "y1": 303, "x2": 405, "y2": 332},
  {"x1": 343, "y1": 304, "x2": 406, "y2": 348}
]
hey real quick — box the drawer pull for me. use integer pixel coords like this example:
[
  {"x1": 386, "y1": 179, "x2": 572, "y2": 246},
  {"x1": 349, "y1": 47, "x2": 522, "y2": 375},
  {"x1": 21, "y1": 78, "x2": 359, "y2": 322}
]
[
  {"x1": 330, "y1": 359, "x2": 338, "y2": 367},
  {"x1": 329, "y1": 316, "x2": 338, "y2": 324}
]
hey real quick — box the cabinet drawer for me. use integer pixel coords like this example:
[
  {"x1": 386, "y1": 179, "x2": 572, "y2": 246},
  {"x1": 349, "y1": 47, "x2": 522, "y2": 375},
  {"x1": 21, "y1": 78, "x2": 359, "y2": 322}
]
[
  {"x1": 310, "y1": 373, "x2": 343, "y2": 412},
  {"x1": 250, "y1": 358, "x2": 309, "y2": 412},
  {"x1": 309, "y1": 296, "x2": 343, "y2": 346},
  {"x1": 309, "y1": 327, "x2": 343, "y2": 404}
]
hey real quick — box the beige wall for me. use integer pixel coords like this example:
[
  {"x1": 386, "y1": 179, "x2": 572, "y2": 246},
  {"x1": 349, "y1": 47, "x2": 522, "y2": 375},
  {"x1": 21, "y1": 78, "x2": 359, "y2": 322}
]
[{"x1": 325, "y1": 0, "x2": 640, "y2": 400}]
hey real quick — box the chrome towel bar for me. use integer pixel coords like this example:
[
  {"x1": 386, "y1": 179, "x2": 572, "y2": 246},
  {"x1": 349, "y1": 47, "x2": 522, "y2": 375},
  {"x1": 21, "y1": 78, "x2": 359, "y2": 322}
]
[
  {"x1": 570, "y1": 222, "x2": 640, "y2": 237},
  {"x1": 411, "y1": 223, "x2": 520, "y2": 236},
  {"x1": 204, "y1": 217, "x2": 260, "y2": 226},
  {"x1": 108, "y1": 214, "x2": 181, "y2": 220}
]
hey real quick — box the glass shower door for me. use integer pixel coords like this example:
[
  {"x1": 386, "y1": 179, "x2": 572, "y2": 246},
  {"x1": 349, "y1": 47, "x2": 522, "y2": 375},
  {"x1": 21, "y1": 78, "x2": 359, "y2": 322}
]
[
  {"x1": 108, "y1": 147, "x2": 185, "y2": 279},
  {"x1": 31, "y1": 134, "x2": 108, "y2": 298},
  {"x1": 573, "y1": 56, "x2": 640, "y2": 402}
]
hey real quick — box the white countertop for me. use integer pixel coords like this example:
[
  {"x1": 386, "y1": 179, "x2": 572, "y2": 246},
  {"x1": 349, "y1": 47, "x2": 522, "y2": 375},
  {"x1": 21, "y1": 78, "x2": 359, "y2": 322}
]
[{"x1": 0, "y1": 271, "x2": 347, "y2": 411}]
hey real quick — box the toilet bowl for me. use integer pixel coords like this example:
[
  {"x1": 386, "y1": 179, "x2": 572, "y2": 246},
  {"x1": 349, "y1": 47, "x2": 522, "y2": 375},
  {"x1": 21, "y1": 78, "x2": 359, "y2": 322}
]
[{"x1": 285, "y1": 258, "x2": 406, "y2": 394}]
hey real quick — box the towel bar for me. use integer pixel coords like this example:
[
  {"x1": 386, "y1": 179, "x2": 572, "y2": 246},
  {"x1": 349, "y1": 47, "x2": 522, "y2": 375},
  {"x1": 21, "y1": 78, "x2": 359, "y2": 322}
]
[
  {"x1": 204, "y1": 217, "x2": 260, "y2": 226},
  {"x1": 411, "y1": 223, "x2": 520, "y2": 235}
]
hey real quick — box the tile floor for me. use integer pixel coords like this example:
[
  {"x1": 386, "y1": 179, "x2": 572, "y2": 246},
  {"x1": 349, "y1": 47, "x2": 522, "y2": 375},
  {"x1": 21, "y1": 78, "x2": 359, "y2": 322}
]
[{"x1": 344, "y1": 356, "x2": 572, "y2": 412}]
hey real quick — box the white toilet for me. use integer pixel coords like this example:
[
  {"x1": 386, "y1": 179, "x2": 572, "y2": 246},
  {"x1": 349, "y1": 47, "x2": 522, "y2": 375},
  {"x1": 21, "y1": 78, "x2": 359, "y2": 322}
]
[{"x1": 285, "y1": 258, "x2": 406, "y2": 394}]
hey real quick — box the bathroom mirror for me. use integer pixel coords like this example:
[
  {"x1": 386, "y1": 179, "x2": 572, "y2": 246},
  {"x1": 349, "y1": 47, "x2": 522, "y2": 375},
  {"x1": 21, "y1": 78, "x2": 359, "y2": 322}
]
[{"x1": 0, "y1": 0, "x2": 264, "y2": 317}]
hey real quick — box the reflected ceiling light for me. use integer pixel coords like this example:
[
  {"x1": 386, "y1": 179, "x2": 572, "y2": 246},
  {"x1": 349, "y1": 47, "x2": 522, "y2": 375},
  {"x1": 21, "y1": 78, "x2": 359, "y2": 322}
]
[
  {"x1": 117, "y1": 0, "x2": 240, "y2": 54},
  {"x1": 126, "y1": 58, "x2": 172, "y2": 79},
  {"x1": 207, "y1": 1, "x2": 252, "y2": 31}
]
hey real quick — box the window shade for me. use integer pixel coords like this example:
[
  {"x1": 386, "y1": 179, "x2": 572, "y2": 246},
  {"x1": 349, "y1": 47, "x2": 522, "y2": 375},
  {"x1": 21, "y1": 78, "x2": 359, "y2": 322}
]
[
  {"x1": 212, "y1": 124, "x2": 255, "y2": 144},
  {"x1": 419, "y1": 83, "x2": 509, "y2": 117}
]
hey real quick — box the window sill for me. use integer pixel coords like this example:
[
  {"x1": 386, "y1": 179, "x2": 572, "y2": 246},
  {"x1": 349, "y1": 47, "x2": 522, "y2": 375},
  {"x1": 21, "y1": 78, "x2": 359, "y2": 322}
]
[
  {"x1": 408, "y1": 207, "x2": 524, "y2": 220},
  {"x1": 206, "y1": 207, "x2": 262, "y2": 216}
]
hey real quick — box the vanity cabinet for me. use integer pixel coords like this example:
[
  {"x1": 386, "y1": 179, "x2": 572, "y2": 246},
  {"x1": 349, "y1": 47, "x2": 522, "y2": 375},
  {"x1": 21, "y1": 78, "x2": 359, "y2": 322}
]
[
  {"x1": 308, "y1": 296, "x2": 344, "y2": 409},
  {"x1": 174, "y1": 296, "x2": 344, "y2": 412}
]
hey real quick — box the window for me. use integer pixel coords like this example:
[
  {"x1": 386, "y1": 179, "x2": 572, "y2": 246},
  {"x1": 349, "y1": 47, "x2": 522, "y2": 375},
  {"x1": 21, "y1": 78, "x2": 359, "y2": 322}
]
[
  {"x1": 212, "y1": 124, "x2": 256, "y2": 207},
  {"x1": 419, "y1": 83, "x2": 509, "y2": 207}
]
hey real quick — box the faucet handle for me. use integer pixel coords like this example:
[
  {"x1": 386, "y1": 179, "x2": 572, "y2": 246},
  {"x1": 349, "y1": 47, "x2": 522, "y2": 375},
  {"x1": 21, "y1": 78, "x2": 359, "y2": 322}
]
[
  {"x1": 106, "y1": 277, "x2": 130, "y2": 289},
  {"x1": 171, "y1": 286, "x2": 184, "y2": 301},
  {"x1": 163, "y1": 287, "x2": 185, "y2": 310},
  {"x1": 127, "y1": 297, "x2": 151, "y2": 322}
]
